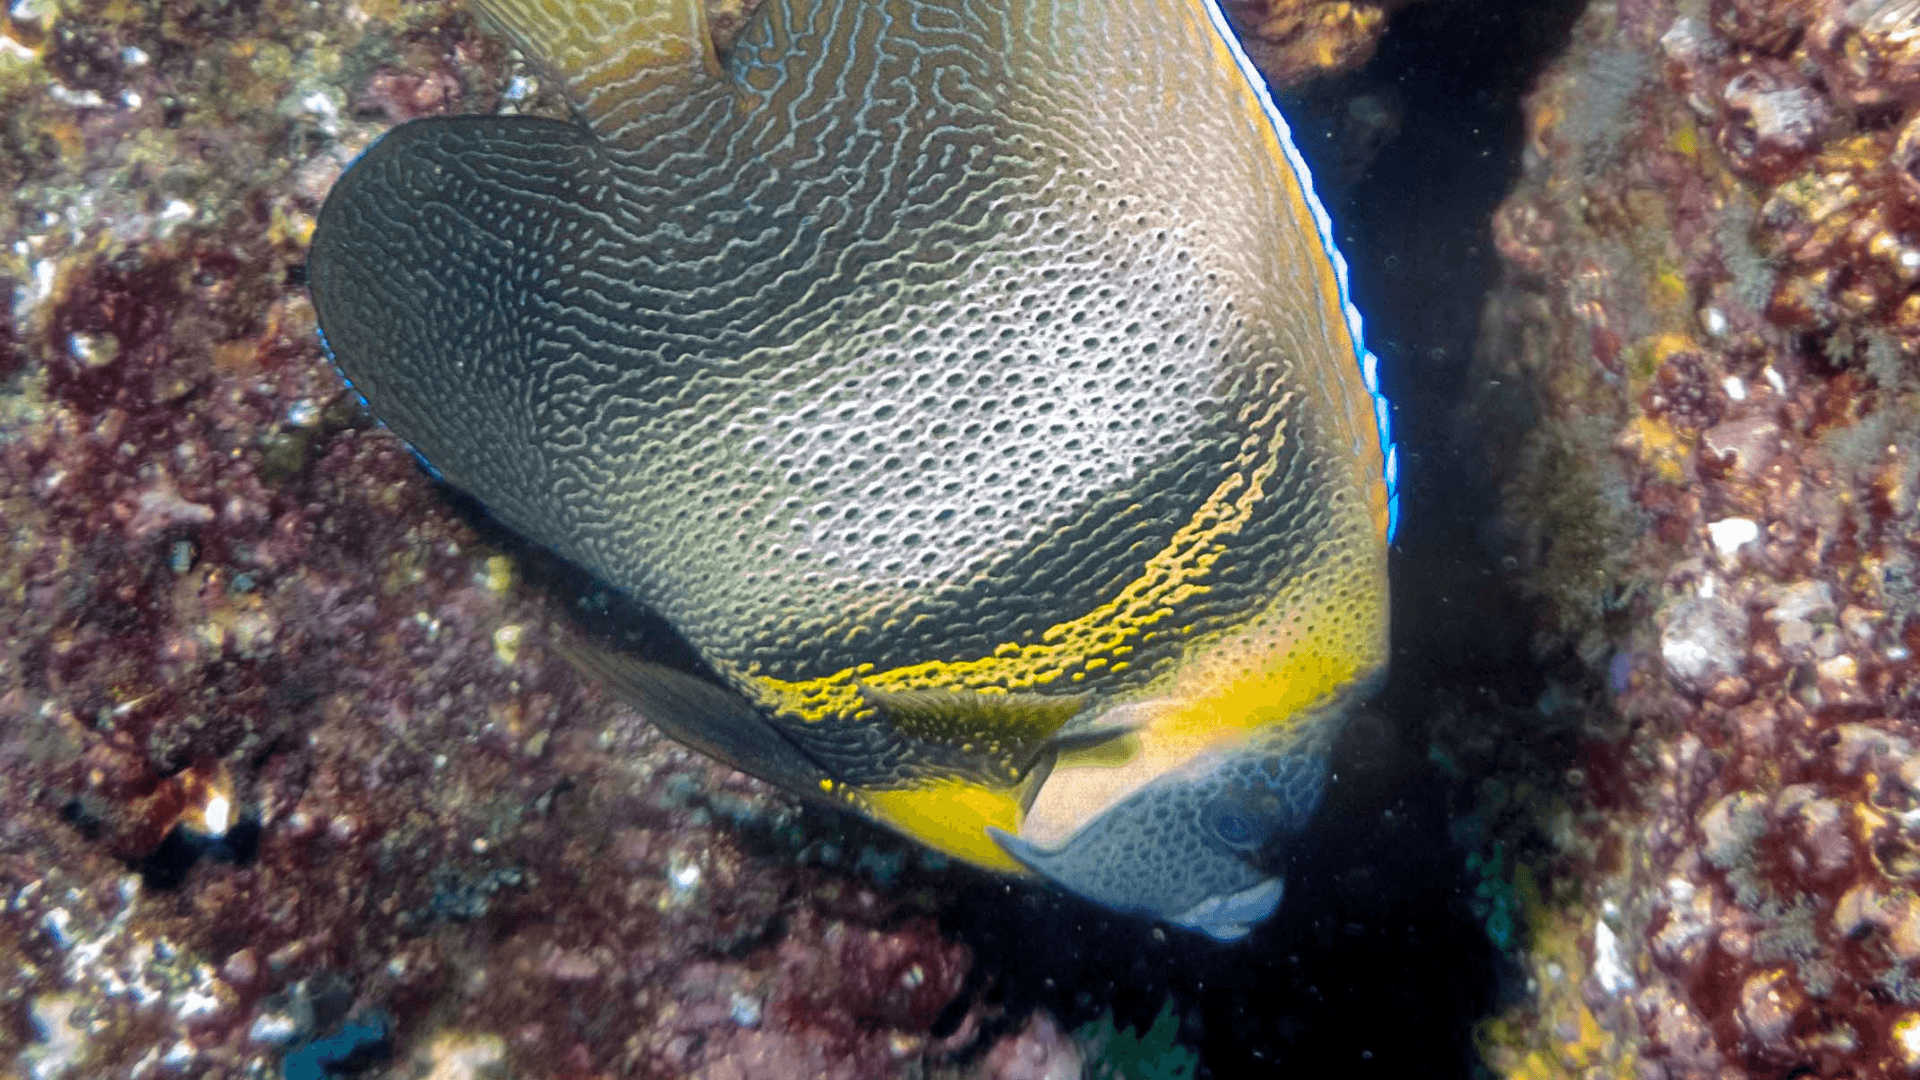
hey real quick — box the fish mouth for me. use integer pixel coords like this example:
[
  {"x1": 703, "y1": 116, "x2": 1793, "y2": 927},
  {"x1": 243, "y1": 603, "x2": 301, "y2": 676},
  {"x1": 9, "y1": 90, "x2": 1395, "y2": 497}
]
[
  {"x1": 1167, "y1": 876, "x2": 1286, "y2": 941},
  {"x1": 989, "y1": 731, "x2": 1330, "y2": 941}
]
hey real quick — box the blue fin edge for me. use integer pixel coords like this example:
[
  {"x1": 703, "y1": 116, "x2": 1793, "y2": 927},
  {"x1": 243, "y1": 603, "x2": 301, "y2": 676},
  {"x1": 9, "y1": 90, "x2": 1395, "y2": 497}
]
[{"x1": 1193, "y1": 0, "x2": 1401, "y2": 542}]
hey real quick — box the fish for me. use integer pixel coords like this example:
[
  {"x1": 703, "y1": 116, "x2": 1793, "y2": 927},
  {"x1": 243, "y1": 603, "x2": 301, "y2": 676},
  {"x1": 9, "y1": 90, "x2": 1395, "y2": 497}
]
[{"x1": 307, "y1": 0, "x2": 1397, "y2": 941}]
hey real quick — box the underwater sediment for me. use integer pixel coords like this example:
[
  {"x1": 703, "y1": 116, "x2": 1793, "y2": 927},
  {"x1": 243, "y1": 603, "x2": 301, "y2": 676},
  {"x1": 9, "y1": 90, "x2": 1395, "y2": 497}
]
[{"x1": 1471, "y1": 0, "x2": 1920, "y2": 1074}]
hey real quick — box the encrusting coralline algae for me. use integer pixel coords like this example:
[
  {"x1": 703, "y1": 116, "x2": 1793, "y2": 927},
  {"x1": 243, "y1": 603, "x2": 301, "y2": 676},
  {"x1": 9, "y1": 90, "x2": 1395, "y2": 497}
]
[{"x1": 1471, "y1": 0, "x2": 1920, "y2": 1074}]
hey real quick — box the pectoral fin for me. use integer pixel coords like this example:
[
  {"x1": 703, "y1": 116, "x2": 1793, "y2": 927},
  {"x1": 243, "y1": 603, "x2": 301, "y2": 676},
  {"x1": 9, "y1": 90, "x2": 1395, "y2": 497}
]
[
  {"x1": 857, "y1": 687, "x2": 1090, "y2": 784},
  {"x1": 557, "y1": 638, "x2": 833, "y2": 796}
]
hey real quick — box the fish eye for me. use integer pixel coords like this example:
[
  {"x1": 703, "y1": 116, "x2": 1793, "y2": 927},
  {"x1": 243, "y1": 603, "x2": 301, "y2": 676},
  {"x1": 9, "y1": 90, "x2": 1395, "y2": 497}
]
[
  {"x1": 1213, "y1": 811, "x2": 1252, "y2": 845},
  {"x1": 1202, "y1": 795, "x2": 1265, "y2": 852}
]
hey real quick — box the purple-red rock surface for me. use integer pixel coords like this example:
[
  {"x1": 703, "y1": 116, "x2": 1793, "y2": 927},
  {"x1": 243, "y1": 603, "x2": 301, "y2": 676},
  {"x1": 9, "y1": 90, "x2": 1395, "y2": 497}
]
[
  {"x1": 0, "y1": 0, "x2": 1396, "y2": 1076},
  {"x1": 1472, "y1": 0, "x2": 1920, "y2": 1074},
  {"x1": 0, "y1": 0, "x2": 982, "y2": 1075}
]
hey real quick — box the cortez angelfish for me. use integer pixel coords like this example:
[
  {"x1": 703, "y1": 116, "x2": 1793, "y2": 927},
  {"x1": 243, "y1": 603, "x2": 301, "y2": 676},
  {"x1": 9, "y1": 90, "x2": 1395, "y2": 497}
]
[{"x1": 308, "y1": 0, "x2": 1398, "y2": 940}]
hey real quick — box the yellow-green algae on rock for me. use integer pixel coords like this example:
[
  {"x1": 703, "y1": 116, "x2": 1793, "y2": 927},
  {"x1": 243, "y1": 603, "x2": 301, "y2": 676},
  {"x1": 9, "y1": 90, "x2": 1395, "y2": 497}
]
[{"x1": 1471, "y1": 0, "x2": 1920, "y2": 1073}]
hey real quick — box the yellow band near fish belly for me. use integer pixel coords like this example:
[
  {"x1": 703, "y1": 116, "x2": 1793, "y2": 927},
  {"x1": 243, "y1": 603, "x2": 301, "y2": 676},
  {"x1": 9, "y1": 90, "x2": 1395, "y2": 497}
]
[
  {"x1": 855, "y1": 780, "x2": 1030, "y2": 873},
  {"x1": 742, "y1": 398, "x2": 1377, "y2": 871},
  {"x1": 750, "y1": 395, "x2": 1300, "y2": 725},
  {"x1": 791, "y1": 579, "x2": 1380, "y2": 876}
]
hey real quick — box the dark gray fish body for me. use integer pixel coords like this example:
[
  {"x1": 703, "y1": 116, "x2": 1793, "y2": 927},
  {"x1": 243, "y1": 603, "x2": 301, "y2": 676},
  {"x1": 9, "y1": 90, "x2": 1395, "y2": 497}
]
[{"x1": 310, "y1": 0, "x2": 1395, "y2": 940}]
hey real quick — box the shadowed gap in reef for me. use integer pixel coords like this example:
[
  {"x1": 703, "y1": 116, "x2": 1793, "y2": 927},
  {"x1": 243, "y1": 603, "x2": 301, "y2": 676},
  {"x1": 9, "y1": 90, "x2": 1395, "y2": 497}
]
[{"x1": 937, "y1": 0, "x2": 1591, "y2": 1074}]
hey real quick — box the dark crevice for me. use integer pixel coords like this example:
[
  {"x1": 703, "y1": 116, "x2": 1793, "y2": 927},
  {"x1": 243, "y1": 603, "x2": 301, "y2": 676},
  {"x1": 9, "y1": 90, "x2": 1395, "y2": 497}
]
[{"x1": 941, "y1": 0, "x2": 1588, "y2": 1073}]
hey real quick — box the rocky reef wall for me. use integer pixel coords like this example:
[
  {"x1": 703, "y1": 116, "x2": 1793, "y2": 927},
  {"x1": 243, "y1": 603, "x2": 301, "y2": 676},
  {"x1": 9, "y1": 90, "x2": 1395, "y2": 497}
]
[{"x1": 1472, "y1": 0, "x2": 1920, "y2": 1074}]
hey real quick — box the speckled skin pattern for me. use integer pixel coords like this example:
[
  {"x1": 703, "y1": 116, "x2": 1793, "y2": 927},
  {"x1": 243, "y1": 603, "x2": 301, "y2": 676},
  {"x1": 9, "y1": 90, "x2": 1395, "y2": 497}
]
[
  {"x1": 0, "y1": 0, "x2": 1391, "y2": 1074},
  {"x1": 309, "y1": 0, "x2": 1392, "y2": 776},
  {"x1": 1466, "y1": 0, "x2": 1920, "y2": 1075},
  {"x1": 308, "y1": 0, "x2": 1393, "y2": 941}
]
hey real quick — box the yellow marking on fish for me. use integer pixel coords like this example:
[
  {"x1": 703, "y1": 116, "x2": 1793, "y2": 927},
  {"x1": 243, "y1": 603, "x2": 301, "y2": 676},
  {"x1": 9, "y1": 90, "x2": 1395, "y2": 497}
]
[
  {"x1": 858, "y1": 780, "x2": 1028, "y2": 873},
  {"x1": 751, "y1": 400, "x2": 1299, "y2": 727}
]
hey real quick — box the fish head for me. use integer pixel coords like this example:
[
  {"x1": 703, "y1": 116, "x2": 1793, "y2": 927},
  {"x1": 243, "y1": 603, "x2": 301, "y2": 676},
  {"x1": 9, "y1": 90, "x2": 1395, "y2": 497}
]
[{"x1": 992, "y1": 697, "x2": 1337, "y2": 942}]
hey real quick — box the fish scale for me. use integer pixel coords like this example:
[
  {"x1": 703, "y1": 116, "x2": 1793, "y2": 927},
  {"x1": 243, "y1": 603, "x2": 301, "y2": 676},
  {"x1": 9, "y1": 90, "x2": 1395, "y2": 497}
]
[{"x1": 310, "y1": 0, "x2": 1394, "y2": 939}]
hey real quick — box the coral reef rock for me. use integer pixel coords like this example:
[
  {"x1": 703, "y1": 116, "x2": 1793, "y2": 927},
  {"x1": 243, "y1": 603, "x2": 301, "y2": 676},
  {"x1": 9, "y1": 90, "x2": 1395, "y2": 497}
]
[
  {"x1": 1473, "y1": 0, "x2": 1920, "y2": 1075},
  {"x1": 0, "y1": 0, "x2": 1389, "y2": 1075}
]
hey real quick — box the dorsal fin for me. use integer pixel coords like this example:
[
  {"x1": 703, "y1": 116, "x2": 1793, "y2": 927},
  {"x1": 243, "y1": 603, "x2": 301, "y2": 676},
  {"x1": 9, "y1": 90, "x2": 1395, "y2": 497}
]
[{"x1": 469, "y1": 0, "x2": 721, "y2": 139}]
